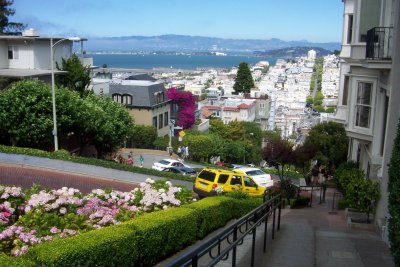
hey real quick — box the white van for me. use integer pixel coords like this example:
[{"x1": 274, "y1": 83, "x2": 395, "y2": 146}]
[{"x1": 233, "y1": 167, "x2": 274, "y2": 188}]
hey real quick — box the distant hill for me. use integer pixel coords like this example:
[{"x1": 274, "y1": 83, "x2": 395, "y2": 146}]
[
  {"x1": 84, "y1": 34, "x2": 340, "y2": 53},
  {"x1": 254, "y1": 47, "x2": 334, "y2": 58}
]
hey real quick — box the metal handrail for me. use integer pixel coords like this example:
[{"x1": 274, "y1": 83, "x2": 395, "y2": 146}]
[{"x1": 165, "y1": 193, "x2": 282, "y2": 267}]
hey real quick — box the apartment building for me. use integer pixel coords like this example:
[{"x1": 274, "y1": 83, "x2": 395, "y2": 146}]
[{"x1": 333, "y1": 0, "x2": 400, "y2": 241}]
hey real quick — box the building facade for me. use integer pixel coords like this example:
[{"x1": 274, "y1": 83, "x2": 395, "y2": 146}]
[
  {"x1": 333, "y1": 0, "x2": 400, "y2": 242},
  {"x1": 109, "y1": 80, "x2": 171, "y2": 137}
]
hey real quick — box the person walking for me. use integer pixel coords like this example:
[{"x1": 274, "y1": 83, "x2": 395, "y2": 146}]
[
  {"x1": 180, "y1": 146, "x2": 186, "y2": 161},
  {"x1": 185, "y1": 146, "x2": 189, "y2": 160},
  {"x1": 127, "y1": 154, "x2": 134, "y2": 165},
  {"x1": 177, "y1": 146, "x2": 182, "y2": 159},
  {"x1": 139, "y1": 155, "x2": 144, "y2": 167}
]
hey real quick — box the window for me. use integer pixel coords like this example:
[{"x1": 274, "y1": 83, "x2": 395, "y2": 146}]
[
  {"x1": 359, "y1": 0, "x2": 380, "y2": 42},
  {"x1": 244, "y1": 177, "x2": 257, "y2": 187},
  {"x1": 260, "y1": 103, "x2": 265, "y2": 108},
  {"x1": 347, "y1": 15, "x2": 353, "y2": 44},
  {"x1": 152, "y1": 116, "x2": 157, "y2": 128},
  {"x1": 8, "y1": 46, "x2": 19, "y2": 59},
  {"x1": 218, "y1": 174, "x2": 229, "y2": 184},
  {"x1": 355, "y1": 82, "x2": 372, "y2": 128},
  {"x1": 154, "y1": 91, "x2": 165, "y2": 104},
  {"x1": 112, "y1": 94, "x2": 122, "y2": 103},
  {"x1": 164, "y1": 112, "x2": 169, "y2": 126},
  {"x1": 342, "y1": 76, "x2": 349, "y2": 105},
  {"x1": 122, "y1": 94, "x2": 132, "y2": 105},
  {"x1": 158, "y1": 114, "x2": 163, "y2": 129},
  {"x1": 230, "y1": 176, "x2": 242, "y2": 186}
]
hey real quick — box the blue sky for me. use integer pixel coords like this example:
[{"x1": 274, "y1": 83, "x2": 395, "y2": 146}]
[{"x1": 13, "y1": 0, "x2": 343, "y2": 42}]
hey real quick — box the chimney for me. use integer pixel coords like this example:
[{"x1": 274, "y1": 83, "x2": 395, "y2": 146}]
[{"x1": 22, "y1": 28, "x2": 39, "y2": 37}]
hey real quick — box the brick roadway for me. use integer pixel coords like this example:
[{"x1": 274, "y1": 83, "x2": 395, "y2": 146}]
[{"x1": 0, "y1": 163, "x2": 138, "y2": 193}]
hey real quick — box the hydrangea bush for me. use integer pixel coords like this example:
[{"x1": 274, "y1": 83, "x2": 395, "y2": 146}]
[{"x1": 0, "y1": 179, "x2": 193, "y2": 257}]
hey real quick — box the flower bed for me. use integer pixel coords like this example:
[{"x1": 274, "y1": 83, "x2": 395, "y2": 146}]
[{"x1": 0, "y1": 179, "x2": 193, "y2": 257}]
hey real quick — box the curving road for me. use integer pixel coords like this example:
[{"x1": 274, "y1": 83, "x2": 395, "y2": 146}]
[{"x1": 0, "y1": 152, "x2": 194, "y2": 192}]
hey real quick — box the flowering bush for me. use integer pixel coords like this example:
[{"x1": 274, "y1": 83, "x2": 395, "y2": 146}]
[{"x1": 0, "y1": 179, "x2": 193, "y2": 257}]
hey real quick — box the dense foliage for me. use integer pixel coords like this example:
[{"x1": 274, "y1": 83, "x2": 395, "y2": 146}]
[
  {"x1": 304, "y1": 121, "x2": 348, "y2": 173},
  {"x1": 128, "y1": 125, "x2": 157, "y2": 149},
  {"x1": 233, "y1": 62, "x2": 255, "y2": 94},
  {"x1": 0, "y1": 194, "x2": 260, "y2": 265},
  {"x1": 388, "y1": 120, "x2": 400, "y2": 265},
  {"x1": 334, "y1": 162, "x2": 380, "y2": 222},
  {"x1": 0, "y1": 0, "x2": 25, "y2": 34},
  {"x1": 56, "y1": 54, "x2": 92, "y2": 97},
  {"x1": 167, "y1": 87, "x2": 196, "y2": 129},
  {"x1": 0, "y1": 180, "x2": 193, "y2": 256},
  {"x1": 0, "y1": 80, "x2": 134, "y2": 156}
]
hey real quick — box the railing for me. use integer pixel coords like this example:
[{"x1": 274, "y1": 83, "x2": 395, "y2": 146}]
[
  {"x1": 366, "y1": 27, "x2": 393, "y2": 60},
  {"x1": 165, "y1": 193, "x2": 282, "y2": 267}
]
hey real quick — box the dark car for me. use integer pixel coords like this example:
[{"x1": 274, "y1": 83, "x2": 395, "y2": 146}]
[{"x1": 162, "y1": 166, "x2": 197, "y2": 177}]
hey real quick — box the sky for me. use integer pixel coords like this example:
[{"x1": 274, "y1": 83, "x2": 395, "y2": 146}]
[{"x1": 13, "y1": 0, "x2": 343, "y2": 42}]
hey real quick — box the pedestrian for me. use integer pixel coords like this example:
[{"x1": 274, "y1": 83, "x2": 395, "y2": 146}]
[
  {"x1": 177, "y1": 146, "x2": 182, "y2": 159},
  {"x1": 185, "y1": 146, "x2": 189, "y2": 160},
  {"x1": 168, "y1": 147, "x2": 173, "y2": 157},
  {"x1": 139, "y1": 155, "x2": 144, "y2": 167},
  {"x1": 180, "y1": 146, "x2": 186, "y2": 160},
  {"x1": 127, "y1": 154, "x2": 133, "y2": 165}
]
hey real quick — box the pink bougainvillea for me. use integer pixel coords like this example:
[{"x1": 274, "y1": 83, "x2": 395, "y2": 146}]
[{"x1": 167, "y1": 87, "x2": 196, "y2": 129}]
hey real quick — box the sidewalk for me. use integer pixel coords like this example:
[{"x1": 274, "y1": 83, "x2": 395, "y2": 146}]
[{"x1": 238, "y1": 188, "x2": 394, "y2": 267}]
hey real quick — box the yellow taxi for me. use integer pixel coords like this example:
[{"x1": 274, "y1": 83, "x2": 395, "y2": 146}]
[{"x1": 193, "y1": 168, "x2": 266, "y2": 198}]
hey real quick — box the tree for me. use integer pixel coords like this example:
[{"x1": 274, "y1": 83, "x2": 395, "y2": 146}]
[
  {"x1": 167, "y1": 87, "x2": 195, "y2": 129},
  {"x1": 56, "y1": 54, "x2": 92, "y2": 98},
  {"x1": 0, "y1": 0, "x2": 25, "y2": 35},
  {"x1": 388, "y1": 120, "x2": 400, "y2": 265},
  {"x1": 306, "y1": 95, "x2": 314, "y2": 105},
  {"x1": 304, "y1": 121, "x2": 348, "y2": 173},
  {"x1": 233, "y1": 62, "x2": 254, "y2": 94},
  {"x1": 128, "y1": 125, "x2": 157, "y2": 149},
  {"x1": 0, "y1": 80, "x2": 134, "y2": 156}
]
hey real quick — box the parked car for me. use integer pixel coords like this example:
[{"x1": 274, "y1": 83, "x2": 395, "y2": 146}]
[
  {"x1": 162, "y1": 166, "x2": 197, "y2": 177},
  {"x1": 193, "y1": 168, "x2": 266, "y2": 198},
  {"x1": 152, "y1": 159, "x2": 191, "y2": 171},
  {"x1": 233, "y1": 167, "x2": 274, "y2": 188}
]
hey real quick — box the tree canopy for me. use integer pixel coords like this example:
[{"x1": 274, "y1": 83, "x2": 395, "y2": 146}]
[
  {"x1": 233, "y1": 62, "x2": 254, "y2": 94},
  {"x1": 304, "y1": 121, "x2": 348, "y2": 172},
  {"x1": 0, "y1": 0, "x2": 25, "y2": 34},
  {"x1": 0, "y1": 80, "x2": 133, "y2": 156},
  {"x1": 56, "y1": 54, "x2": 92, "y2": 98}
]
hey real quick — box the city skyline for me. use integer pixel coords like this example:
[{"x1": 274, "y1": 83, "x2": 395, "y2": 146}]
[{"x1": 13, "y1": 0, "x2": 343, "y2": 42}]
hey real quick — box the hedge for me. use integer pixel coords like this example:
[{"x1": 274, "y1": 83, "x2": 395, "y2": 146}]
[{"x1": 2, "y1": 196, "x2": 261, "y2": 266}]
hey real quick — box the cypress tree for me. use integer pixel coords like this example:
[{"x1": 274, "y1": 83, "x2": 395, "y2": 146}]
[
  {"x1": 388, "y1": 119, "x2": 400, "y2": 266},
  {"x1": 233, "y1": 62, "x2": 254, "y2": 94},
  {"x1": 0, "y1": 0, "x2": 25, "y2": 35}
]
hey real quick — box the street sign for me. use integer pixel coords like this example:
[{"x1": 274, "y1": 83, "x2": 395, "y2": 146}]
[
  {"x1": 179, "y1": 131, "x2": 186, "y2": 137},
  {"x1": 170, "y1": 119, "x2": 175, "y2": 125}
]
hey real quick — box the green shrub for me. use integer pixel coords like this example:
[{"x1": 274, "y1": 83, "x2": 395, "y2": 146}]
[
  {"x1": 337, "y1": 199, "x2": 348, "y2": 210},
  {"x1": 184, "y1": 197, "x2": 235, "y2": 238},
  {"x1": 388, "y1": 119, "x2": 400, "y2": 265},
  {"x1": 126, "y1": 208, "x2": 198, "y2": 266},
  {"x1": 334, "y1": 161, "x2": 359, "y2": 193},
  {"x1": 293, "y1": 196, "x2": 310, "y2": 207},
  {"x1": 223, "y1": 190, "x2": 250, "y2": 199},
  {"x1": 26, "y1": 224, "x2": 140, "y2": 267},
  {"x1": 0, "y1": 253, "x2": 36, "y2": 267}
]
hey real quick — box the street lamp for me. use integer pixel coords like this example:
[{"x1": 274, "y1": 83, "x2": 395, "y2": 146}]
[{"x1": 50, "y1": 37, "x2": 81, "y2": 151}]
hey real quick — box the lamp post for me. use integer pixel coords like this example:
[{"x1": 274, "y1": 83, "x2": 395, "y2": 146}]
[{"x1": 50, "y1": 37, "x2": 81, "y2": 151}]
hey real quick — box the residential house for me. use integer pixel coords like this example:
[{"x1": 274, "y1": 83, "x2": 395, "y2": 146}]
[
  {"x1": 0, "y1": 28, "x2": 86, "y2": 84},
  {"x1": 109, "y1": 80, "x2": 171, "y2": 137},
  {"x1": 333, "y1": 0, "x2": 400, "y2": 242}
]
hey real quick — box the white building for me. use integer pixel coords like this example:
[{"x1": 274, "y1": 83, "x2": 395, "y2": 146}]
[
  {"x1": 333, "y1": 0, "x2": 400, "y2": 242},
  {"x1": 0, "y1": 29, "x2": 86, "y2": 84},
  {"x1": 308, "y1": 49, "x2": 317, "y2": 60}
]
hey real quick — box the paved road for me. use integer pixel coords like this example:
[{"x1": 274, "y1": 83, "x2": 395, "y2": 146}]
[{"x1": 0, "y1": 152, "x2": 194, "y2": 191}]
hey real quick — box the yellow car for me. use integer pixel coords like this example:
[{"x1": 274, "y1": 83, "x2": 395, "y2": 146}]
[{"x1": 193, "y1": 168, "x2": 266, "y2": 198}]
